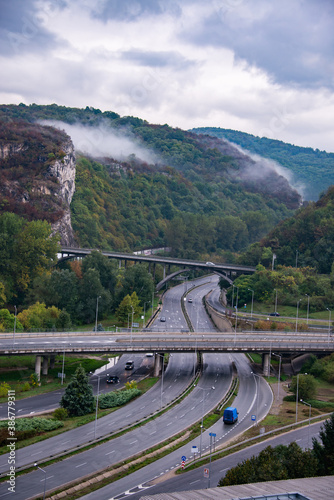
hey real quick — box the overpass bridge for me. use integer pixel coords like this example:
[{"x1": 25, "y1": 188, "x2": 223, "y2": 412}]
[
  {"x1": 59, "y1": 247, "x2": 255, "y2": 287},
  {"x1": 2, "y1": 331, "x2": 333, "y2": 378}
]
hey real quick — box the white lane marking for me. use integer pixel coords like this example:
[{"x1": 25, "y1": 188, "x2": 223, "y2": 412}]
[
  {"x1": 106, "y1": 450, "x2": 115, "y2": 455},
  {"x1": 130, "y1": 440, "x2": 137, "y2": 444},
  {"x1": 190, "y1": 479, "x2": 200, "y2": 485},
  {"x1": 75, "y1": 462, "x2": 87, "y2": 468}
]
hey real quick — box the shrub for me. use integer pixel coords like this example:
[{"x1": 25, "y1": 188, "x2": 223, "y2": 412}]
[
  {"x1": 53, "y1": 407, "x2": 68, "y2": 420},
  {"x1": 98, "y1": 388, "x2": 141, "y2": 409},
  {"x1": 21, "y1": 382, "x2": 31, "y2": 392},
  {"x1": 0, "y1": 382, "x2": 11, "y2": 398}
]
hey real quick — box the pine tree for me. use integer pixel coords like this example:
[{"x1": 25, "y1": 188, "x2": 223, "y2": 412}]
[{"x1": 60, "y1": 366, "x2": 94, "y2": 417}]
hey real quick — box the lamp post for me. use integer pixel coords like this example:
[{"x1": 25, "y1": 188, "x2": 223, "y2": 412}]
[
  {"x1": 143, "y1": 301, "x2": 150, "y2": 329},
  {"x1": 34, "y1": 463, "x2": 46, "y2": 500},
  {"x1": 251, "y1": 372, "x2": 261, "y2": 424},
  {"x1": 295, "y1": 299, "x2": 301, "y2": 333},
  {"x1": 272, "y1": 353, "x2": 282, "y2": 403},
  {"x1": 234, "y1": 286, "x2": 239, "y2": 342},
  {"x1": 95, "y1": 295, "x2": 101, "y2": 333},
  {"x1": 295, "y1": 372, "x2": 307, "y2": 423},
  {"x1": 208, "y1": 432, "x2": 216, "y2": 489},
  {"x1": 130, "y1": 305, "x2": 134, "y2": 342},
  {"x1": 300, "y1": 399, "x2": 311, "y2": 448},
  {"x1": 94, "y1": 375, "x2": 100, "y2": 440},
  {"x1": 13, "y1": 305, "x2": 17, "y2": 347},
  {"x1": 231, "y1": 284, "x2": 235, "y2": 310},
  {"x1": 274, "y1": 289, "x2": 278, "y2": 314},
  {"x1": 326, "y1": 308, "x2": 331, "y2": 344},
  {"x1": 61, "y1": 350, "x2": 65, "y2": 385},
  {"x1": 296, "y1": 249, "x2": 298, "y2": 268},
  {"x1": 305, "y1": 294, "x2": 310, "y2": 325},
  {"x1": 195, "y1": 385, "x2": 215, "y2": 458},
  {"x1": 248, "y1": 289, "x2": 254, "y2": 318}
]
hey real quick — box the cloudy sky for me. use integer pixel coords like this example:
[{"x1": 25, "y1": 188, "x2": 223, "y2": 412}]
[{"x1": 1, "y1": 0, "x2": 334, "y2": 151}]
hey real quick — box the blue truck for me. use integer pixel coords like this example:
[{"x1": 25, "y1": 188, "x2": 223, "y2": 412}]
[{"x1": 223, "y1": 406, "x2": 238, "y2": 424}]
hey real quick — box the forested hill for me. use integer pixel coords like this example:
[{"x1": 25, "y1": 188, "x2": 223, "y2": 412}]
[
  {"x1": 0, "y1": 104, "x2": 302, "y2": 257},
  {"x1": 191, "y1": 127, "x2": 334, "y2": 201}
]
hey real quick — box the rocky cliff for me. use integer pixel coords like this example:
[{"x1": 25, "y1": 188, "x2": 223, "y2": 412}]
[{"x1": 0, "y1": 120, "x2": 77, "y2": 246}]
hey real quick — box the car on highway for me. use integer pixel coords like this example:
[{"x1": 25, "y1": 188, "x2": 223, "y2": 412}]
[
  {"x1": 270, "y1": 312, "x2": 280, "y2": 316},
  {"x1": 206, "y1": 261, "x2": 215, "y2": 266},
  {"x1": 188, "y1": 297, "x2": 193, "y2": 303},
  {"x1": 160, "y1": 316, "x2": 166, "y2": 322},
  {"x1": 125, "y1": 360, "x2": 134, "y2": 370},
  {"x1": 106, "y1": 375, "x2": 120, "y2": 384},
  {"x1": 146, "y1": 352, "x2": 154, "y2": 357}
]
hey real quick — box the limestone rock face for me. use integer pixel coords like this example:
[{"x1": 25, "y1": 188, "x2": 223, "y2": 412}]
[{"x1": 48, "y1": 139, "x2": 77, "y2": 246}]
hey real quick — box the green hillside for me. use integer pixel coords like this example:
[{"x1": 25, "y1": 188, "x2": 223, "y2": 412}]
[
  {"x1": 191, "y1": 127, "x2": 334, "y2": 201},
  {"x1": 0, "y1": 104, "x2": 302, "y2": 257}
]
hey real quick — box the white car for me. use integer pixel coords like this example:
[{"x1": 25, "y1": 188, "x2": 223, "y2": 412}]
[{"x1": 206, "y1": 261, "x2": 215, "y2": 266}]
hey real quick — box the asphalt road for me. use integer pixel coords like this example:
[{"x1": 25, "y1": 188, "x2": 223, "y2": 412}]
[{"x1": 117, "y1": 421, "x2": 325, "y2": 500}]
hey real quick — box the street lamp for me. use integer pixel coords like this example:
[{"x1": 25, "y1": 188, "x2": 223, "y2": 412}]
[
  {"x1": 208, "y1": 431, "x2": 216, "y2": 489},
  {"x1": 248, "y1": 289, "x2": 254, "y2": 318},
  {"x1": 274, "y1": 289, "x2": 278, "y2": 314},
  {"x1": 231, "y1": 284, "x2": 235, "y2": 311},
  {"x1": 34, "y1": 463, "x2": 46, "y2": 500},
  {"x1": 295, "y1": 299, "x2": 301, "y2": 333},
  {"x1": 326, "y1": 308, "x2": 331, "y2": 344},
  {"x1": 295, "y1": 372, "x2": 307, "y2": 423},
  {"x1": 194, "y1": 385, "x2": 215, "y2": 458},
  {"x1": 234, "y1": 286, "x2": 239, "y2": 341},
  {"x1": 94, "y1": 375, "x2": 100, "y2": 440},
  {"x1": 95, "y1": 295, "x2": 101, "y2": 333},
  {"x1": 251, "y1": 372, "x2": 261, "y2": 424},
  {"x1": 13, "y1": 305, "x2": 17, "y2": 347},
  {"x1": 305, "y1": 294, "x2": 310, "y2": 325},
  {"x1": 300, "y1": 399, "x2": 311, "y2": 449},
  {"x1": 272, "y1": 353, "x2": 282, "y2": 403},
  {"x1": 143, "y1": 301, "x2": 150, "y2": 329},
  {"x1": 155, "y1": 353, "x2": 165, "y2": 409},
  {"x1": 130, "y1": 305, "x2": 134, "y2": 342}
]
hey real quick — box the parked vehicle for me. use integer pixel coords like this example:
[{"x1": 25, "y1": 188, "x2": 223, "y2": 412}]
[
  {"x1": 223, "y1": 406, "x2": 238, "y2": 424},
  {"x1": 125, "y1": 360, "x2": 134, "y2": 370}
]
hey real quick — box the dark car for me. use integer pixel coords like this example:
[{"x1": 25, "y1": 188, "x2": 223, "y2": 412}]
[
  {"x1": 106, "y1": 375, "x2": 120, "y2": 384},
  {"x1": 270, "y1": 312, "x2": 280, "y2": 316},
  {"x1": 160, "y1": 316, "x2": 166, "y2": 322},
  {"x1": 125, "y1": 360, "x2": 134, "y2": 370}
]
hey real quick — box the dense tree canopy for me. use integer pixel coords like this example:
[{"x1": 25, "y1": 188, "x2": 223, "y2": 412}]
[
  {"x1": 0, "y1": 213, "x2": 59, "y2": 304},
  {"x1": 60, "y1": 366, "x2": 95, "y2": 417}
]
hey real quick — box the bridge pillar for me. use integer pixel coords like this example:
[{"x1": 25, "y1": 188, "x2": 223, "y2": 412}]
[
  {"x1": 42, "y1": 356, "x2": 49, "y2": 376},
  {"x1": 50, "y1": 355, "x2": 56, "y2": 369},
  {"x1": 119, "y1": 260, "x2": 122, "y2": 269},
  {"x1": 35, "y1": 355, "x2": 42, "y2": 381},
  {"x1": 153, "y1": 353, "x2": 162, "y2": 377},
  {"x1": 163, "y1": 265, "x2": 166, "y2": 279},
  {"x1": 262, "y1": 353, "x2": 270, "y2": 377}
]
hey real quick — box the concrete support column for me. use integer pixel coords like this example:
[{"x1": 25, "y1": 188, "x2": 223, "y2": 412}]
[
  {"x1": 262, "y1": 353, "x2": 270, "y2": 377},
  {"x1": 163, "y1": 265, "x2": 166, "y2": 279},
  {"x1": 35, "y1": 355, "x2": 42, "y2": 381},
  {"x1": 42, "y1": 356, "x2": 49, "y2": 376},
  {"x1": 153, "y1": 263, "x2": 156, "y2": 280},
  {"x1": 50, "y1": 355, "x2": 56, "y2": 369},
  {"x1": 154, "y1": 353, "x2": 162, "y2": 377},
  {"x1": 119, "y1": 260, "x2": 122, "y2": 269}
]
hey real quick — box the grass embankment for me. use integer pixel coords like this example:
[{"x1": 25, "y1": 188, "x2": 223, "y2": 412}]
[
  {"x1": 0, "y1": 354, "x2": 110, "y2": 402},
  {"x1": 0, "y1": 376, "x2": 158, "y2": 456},
  {"x1": 240, "y1": 301, "x2": 332, "y2": 326}
]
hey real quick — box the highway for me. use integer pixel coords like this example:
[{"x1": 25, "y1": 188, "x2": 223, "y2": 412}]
[
  {"x1": 113, "y1": 421, "x2": 324, "y2": 499},
  {"x1": 0, "y1": 276, "x2": 272, "y2": 499},
  {"x1": 79, "y1": 278, "x2": 273, "y2": 500}
]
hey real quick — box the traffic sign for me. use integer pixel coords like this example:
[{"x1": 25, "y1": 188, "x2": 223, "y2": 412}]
[
  {"x1": 251, "y1": 415, "x2": 256, "y2": 421},
  {"x1": 181, "y1": 461, "x2": 185, "y2": 469},
  {"x1": 181, "y1": 455, "x2": 186, "y2": 461},
  {"x1": 209, "y1": 432, "x2": 216, "y2": 437},
  {"x1": 191, "y1": 446, "x2": 198, "y2": 454},
  {"x1": 204, "y1": 468, "x2": 209, "y2": 478}
]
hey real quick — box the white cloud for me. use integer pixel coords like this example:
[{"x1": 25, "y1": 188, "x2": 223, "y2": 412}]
[
  {"x1": 40, "y1": 119, "x2": 159, "y2": 164},
  {"x1": 1, "y1": 0, "x2": 334, "y2": 152}
]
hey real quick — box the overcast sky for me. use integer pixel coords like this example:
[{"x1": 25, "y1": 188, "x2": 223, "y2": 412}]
[{"x1": 1, "y1": 0, "x2": 334, "y2": 152}]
